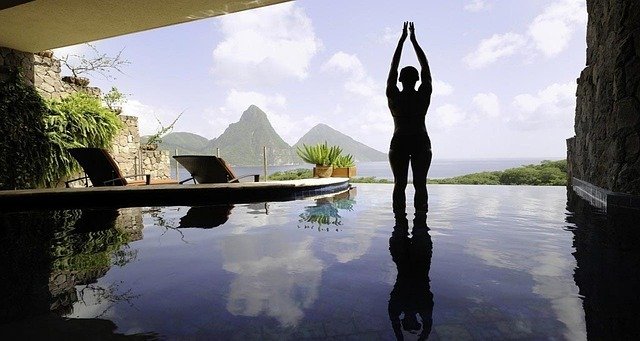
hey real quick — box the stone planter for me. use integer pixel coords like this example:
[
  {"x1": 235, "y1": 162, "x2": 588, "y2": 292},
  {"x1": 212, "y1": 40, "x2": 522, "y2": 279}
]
[
  {"x1": 62, "y1": 76, "x2": 90, "y2": 86},
  {"x1": 141, "y1": 143, "x2": 158, "y2": 151},
  {"x1": 331, "y1": 166, "x2": 356, "y2": 178},
  {"x1": 313, "y1": 165, "x2": 333, "y2": 178}
]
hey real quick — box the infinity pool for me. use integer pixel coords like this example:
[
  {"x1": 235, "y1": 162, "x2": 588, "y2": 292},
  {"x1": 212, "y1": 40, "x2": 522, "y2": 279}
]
[{"x1": 1, "y1": 184, "x2": 637, "y2": 339}]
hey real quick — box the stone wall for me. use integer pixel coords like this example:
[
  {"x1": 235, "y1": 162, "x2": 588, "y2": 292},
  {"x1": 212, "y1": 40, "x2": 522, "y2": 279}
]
[
  {"x1": 570, "y1": 0, "x2": 640, "y2": 195},
  {"x1": 32, "y1": 51, "x2": 101, "y2": 100},
  {"x1": 1, "y1": 45, "x2": 171, "y2": 185}
]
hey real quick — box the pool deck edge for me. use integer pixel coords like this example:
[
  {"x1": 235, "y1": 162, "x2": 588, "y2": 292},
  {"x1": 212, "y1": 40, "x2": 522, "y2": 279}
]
[{"x1": 0, "y1": 178, "x2": 351, "y2": 210}]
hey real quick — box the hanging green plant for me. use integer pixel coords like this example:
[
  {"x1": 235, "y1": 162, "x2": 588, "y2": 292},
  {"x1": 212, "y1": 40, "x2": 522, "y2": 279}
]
[
  {"x1": 43, "y1": 92, "x2": 123, "y2": 185},
  {"x1": 0, "y1": 68, "x2": 54, "y2": 189}
]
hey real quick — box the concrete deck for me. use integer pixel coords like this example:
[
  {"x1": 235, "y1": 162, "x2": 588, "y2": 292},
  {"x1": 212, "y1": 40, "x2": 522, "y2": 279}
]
[{"x1": 0, "y1": 178, "x2": 350, "y2": 211}]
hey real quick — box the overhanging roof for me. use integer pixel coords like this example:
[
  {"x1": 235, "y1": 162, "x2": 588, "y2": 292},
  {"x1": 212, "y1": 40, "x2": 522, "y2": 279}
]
[{"x1": 0, "y1": 0, "x2": 291, "y2": 53}]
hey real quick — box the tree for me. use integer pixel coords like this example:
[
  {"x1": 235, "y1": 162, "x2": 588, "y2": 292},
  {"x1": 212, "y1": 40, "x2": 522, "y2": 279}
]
[{"x1": 59, "y1": 43, "x2": 130, "y2": 80}]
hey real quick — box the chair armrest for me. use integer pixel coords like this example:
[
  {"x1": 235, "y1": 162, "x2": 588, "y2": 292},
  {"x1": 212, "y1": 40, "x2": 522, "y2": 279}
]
[
  {"x1": 229, "y1": 174, "x2": 261, "y2": 182},
  {"x1": 179, "y1": 177, "x2": 196, "y2": 184},
  {"x1": 65, "y1": 175, "x2": 90, "y2": 188},
  {"x1": 104, "y1": 174, "x2": 150, "y2": 185}
]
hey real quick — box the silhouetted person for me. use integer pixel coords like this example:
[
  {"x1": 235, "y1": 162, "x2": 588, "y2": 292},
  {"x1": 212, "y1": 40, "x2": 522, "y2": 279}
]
[
  {"x1": 387, "y1": 22, "x2": 433, "y2": 228},
  {"x1": 388, "y1": 218, "x2": 434, "y2": 340}
]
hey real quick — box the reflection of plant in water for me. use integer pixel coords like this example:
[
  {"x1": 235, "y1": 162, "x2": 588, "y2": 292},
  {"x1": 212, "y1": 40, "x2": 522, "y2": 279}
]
[
  {"x1": 298, "y1": 197, "x2": 356, "y2": 231},
  {"x1": 77, "y1": 282, "x2": 141, "y2": 318},
  {"x1": 144, "y1": 207, "x2": 188, "y2": 243},
  {"x1": 111, "y1": 245, "x2": 138, "y2": 267}
]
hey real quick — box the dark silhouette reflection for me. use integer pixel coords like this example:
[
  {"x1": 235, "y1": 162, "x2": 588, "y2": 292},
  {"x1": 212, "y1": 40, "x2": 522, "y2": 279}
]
[
  {"x1": 387, "y1": 22, "x2": 433, "y2": 226},
  {"x1": 178, "y1": 204, "x2": 234, "y2": 228},
  {"x1": 567, "y1": 192, "x2": 640, "y2": 339},
  {"x1": 298, "y1": 187, "x2": 357, "y2": 231},
  {"x1": 0, "y1": 208, "x2": 148, "y2": 337},
  {"x1": 388, "y1": 216, "x2": 434, "y2": 340}
]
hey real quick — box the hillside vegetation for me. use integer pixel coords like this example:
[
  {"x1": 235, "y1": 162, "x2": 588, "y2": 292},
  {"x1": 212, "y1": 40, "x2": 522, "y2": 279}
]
[
  {"x1": 268, "y1": 160, "x2": 568, "y2": 186},
  {"x1": 428, "y1": 160, "x2": 567, "y2": 186}
]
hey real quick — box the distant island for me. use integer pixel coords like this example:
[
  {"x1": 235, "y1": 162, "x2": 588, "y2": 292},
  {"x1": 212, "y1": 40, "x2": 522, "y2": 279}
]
[
  {"x1": 144, "y1": 105, "x2": 387, "y2": 166},
  {"x1": 269, "y1": 160, "x2": 568, "y2": 186}
]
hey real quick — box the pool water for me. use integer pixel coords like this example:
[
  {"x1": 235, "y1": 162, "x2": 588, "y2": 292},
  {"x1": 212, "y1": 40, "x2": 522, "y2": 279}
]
[{"x1": 1, "y1": 184, "x2": 638, "y2": 339}]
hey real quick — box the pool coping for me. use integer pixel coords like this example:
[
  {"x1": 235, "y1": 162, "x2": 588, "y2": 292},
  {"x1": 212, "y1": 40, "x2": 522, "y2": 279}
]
[{"x1": 0, "y1": 178, "x2": 351, "y2": 211}]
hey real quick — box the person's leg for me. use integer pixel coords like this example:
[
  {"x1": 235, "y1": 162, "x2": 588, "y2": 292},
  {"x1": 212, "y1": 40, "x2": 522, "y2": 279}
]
[
  {"x1": 411, "y1": 144, "x2": 432, "y2": 227},
  {"x1": 389, "y1": 145, "x2": 410, "y2": 225}
]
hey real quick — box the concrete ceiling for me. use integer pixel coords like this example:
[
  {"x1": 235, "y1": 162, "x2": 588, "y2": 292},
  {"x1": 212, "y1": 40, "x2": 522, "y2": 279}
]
[{"x1": 0, "y1": 0, "x2": 291, "y2": 53}]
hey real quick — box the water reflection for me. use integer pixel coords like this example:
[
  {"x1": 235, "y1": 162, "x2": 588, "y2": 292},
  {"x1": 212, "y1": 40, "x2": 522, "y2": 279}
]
[
  {"x1": 178, "y1": 204, "x2": 234, "y2": 228},
  {"x1": 388, "y1": 219, "x2": 434, "y2": 340},
  {"x1": 567, "y1": 194, "x2": 640, "y2": 339},
  {"x1": 0, "y1": 207, "x2": 153, "y2": 338},
  {"x1": 298, "y1": 187, "x2": 356, "y2": 231}
]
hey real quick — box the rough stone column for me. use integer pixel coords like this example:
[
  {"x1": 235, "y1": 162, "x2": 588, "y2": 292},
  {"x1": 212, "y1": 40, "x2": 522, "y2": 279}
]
[
  {"x1": 571, "y1": 0, "x2": 640, "y2": 194},
  {"x1": 0, "y1": 46, "x2": 34, "y2": 85},
  {"x1": 110, "y1": 115, "x2": 141, "y2": 177}
]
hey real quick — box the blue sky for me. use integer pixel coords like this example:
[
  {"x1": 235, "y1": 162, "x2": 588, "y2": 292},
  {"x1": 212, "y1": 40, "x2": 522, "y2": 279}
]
[{"x1": 54, "y1": 0, "x2": 587, "y2": 159}]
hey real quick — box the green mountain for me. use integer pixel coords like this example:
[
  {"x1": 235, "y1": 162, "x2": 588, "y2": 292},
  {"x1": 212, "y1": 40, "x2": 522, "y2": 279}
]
[
  {"x1": 149, "y1": 105, "x2": 387, "y2": 166},
  {"x1": 294, "y1": 124, "x2": 387, "y2": 162},
  {"x1": 152, "y1": 132, "x2": 210, "y2": 155},
  {"x1": 204, "y1": 105, "x2": 298, "y2": 166}
]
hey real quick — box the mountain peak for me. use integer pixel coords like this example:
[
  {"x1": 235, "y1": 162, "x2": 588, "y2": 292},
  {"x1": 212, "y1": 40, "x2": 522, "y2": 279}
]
[
  {"x1": 310, "y1": 123, "x2": 336, "y2": 132},
  {"x1": 240, "y1": 105, "x2": 268, "y2": 122}
]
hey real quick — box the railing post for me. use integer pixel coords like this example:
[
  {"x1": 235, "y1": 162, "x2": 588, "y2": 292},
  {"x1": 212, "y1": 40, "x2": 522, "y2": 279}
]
[
  {"x1": 175, "y1": 148, "x2": 179, "y2": 181},
  {"x1": 263, "y1": 146, "x2": 268, "y2": 182}
]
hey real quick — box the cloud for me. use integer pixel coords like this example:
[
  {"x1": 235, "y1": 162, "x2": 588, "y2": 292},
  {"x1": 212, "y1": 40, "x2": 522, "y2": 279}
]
[
  {"x1": 432, "y1": 79, "x2": 454, "y2": 97},
  {"x1": 379, "y1": 26, "x2": 400, "y2": 45},
  {"x1": 322, "y1": 52, "x2": 393, "y2": 148},
  {"x1": 472, "y1": 92, "x2": 500, "y2": 117},
  {"x1": 433, "y1": 104, "x2": 468, "y2": 129},
  {"x1": 211, "y1": 3, "x2": 322, "y2": 85},
  {"x1": 464, "y1": 0, "x2": 586, "y2": 68},
  {"x1": 121, "y1": 99, "x2": 183, "y2": 137},
  {"x1": 509, "y1": 82, "x2": 576, "y2": 130},
  {"x1": 464, "y1": 0, "x2": 491, "y2": 12},
  {"x1": 464, "y1": 33, "x2": 527, "y2": 69},
  {"x1": 528, "y1": 0, "x2": 588, "y2": 56},
  {"x1": 322, "y1": 51, "x2": 366, "y2": 82}
]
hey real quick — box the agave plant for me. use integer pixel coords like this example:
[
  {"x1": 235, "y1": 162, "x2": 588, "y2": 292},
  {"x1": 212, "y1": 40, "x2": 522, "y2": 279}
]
[
  {"x1": 333, "y1": 154, "x2": 355, "y2": 168},
  {"x1": 296, "y1": 142, "x2": 342, "y2": 166}
]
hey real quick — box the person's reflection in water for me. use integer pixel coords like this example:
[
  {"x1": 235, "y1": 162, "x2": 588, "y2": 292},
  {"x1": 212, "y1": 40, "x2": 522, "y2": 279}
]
[{"x1": 388, "y1": 216, "x2": 434, "y2": 340}]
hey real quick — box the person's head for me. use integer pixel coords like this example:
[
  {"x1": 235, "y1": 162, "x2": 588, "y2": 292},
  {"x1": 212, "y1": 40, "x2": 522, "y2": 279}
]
[{"x1": 399, "y1": 66, "x2": 419, "y2": 89}]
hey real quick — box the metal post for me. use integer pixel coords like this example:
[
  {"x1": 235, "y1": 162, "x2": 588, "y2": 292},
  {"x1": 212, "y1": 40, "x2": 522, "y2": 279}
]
[
  {"x1": 133, "y1": 155, "x2": 138, "y2": 179},
  {"x1": 263, "y1": 146, "x2": 268, "y2": 182},
  {"x1": 175, "y1": 148, "x2": 179, "y2": 181}
]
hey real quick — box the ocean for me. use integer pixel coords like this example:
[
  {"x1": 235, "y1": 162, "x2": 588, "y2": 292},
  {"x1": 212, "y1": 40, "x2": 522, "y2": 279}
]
[{"x1": 172, "y1": 158, "x2": 563, "y2": 181}]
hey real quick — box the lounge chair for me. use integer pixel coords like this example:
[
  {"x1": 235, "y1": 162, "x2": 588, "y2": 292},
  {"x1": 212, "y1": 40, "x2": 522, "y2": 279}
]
[
  {"x1": 66, "y1": 147, "x2": 178, "y2": 187},
  {"x1": 173, "y1": 155, "x2": 260, "y2": 184}
]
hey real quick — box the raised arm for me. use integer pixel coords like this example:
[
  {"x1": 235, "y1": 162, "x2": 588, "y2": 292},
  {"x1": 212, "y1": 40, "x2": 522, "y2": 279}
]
[
  {"x1": 409, "y1": 22, "x2": 432, "y2": 94},
  {"x1": 387, "y1": 22, "x2": 408, "y2": 96}
]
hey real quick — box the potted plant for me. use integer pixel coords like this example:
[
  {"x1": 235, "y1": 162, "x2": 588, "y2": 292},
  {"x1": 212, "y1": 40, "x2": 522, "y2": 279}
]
[
  {"x1": 331, "y1": 154, "x2": 357, "y2": 178},
  {"x1": 296, "y1": 142, "x2": 341, "y2": 178}
]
